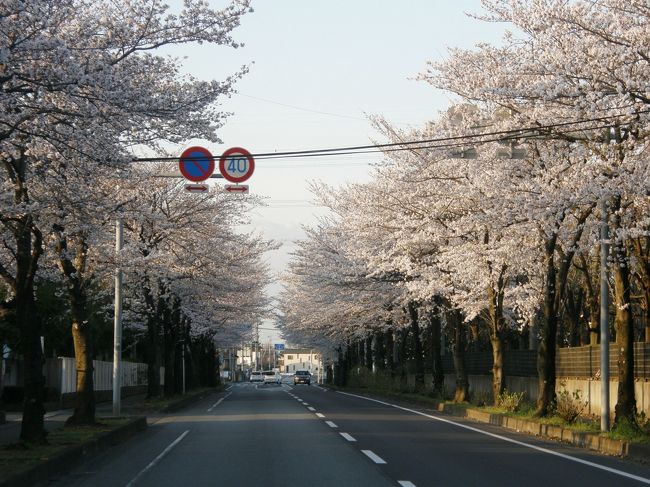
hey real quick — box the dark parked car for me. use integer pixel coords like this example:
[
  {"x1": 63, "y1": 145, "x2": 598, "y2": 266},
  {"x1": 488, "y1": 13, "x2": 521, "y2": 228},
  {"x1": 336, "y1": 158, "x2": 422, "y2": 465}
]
[{"x1": 293, "y1": 370, "x2": 311, "y2": 385}]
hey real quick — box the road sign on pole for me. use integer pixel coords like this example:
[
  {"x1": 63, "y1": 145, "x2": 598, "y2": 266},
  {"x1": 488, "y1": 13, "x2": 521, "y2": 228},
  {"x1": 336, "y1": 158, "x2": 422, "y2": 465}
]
[
  {"x1": 179, "y1": 146, "x2": 215, "y2": 182},
  {"x1": 219, "y1": 147, "x2": 255, "y2": 183},
  {"x1": 274, "y1": 343, "x2": 285, "y2": 350}
]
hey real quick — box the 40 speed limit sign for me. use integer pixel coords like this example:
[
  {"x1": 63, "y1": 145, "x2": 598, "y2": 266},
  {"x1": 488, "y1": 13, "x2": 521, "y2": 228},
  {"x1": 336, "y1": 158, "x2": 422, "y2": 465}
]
[{"x1": 219, "y1": 147, "x2": 255, "y2": 183}]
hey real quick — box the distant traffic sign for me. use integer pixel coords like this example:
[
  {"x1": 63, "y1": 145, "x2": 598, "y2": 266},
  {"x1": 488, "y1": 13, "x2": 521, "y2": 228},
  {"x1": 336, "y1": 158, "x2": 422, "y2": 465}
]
[
  {"x1": 224, "y1": 184, "x2": 249, "y2": 194},
  {"x1": 219, "y1": 147, "x2": 255, "y2": 183},
  {"x1": 179, "y1": 146, "x2": 215, "y2": 182},
  {"x1": 274, "y1": 343, "x2": 285, "y2": 350}
]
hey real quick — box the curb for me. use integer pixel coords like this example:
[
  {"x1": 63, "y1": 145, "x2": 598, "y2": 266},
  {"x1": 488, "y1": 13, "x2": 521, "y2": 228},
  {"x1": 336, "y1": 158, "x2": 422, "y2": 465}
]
[
  {"x1": 0, "y1": 416, "x2": 147, "y2": 487},
  {"x1": 436, "y1": 404, "x2": 647, "y2": 460}
]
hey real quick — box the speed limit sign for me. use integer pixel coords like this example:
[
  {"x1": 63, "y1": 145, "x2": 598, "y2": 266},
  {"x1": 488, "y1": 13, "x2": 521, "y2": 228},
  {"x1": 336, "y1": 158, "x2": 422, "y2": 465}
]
[{"x1": 219, "y1": 147, "x2": 255, "y2": 183}]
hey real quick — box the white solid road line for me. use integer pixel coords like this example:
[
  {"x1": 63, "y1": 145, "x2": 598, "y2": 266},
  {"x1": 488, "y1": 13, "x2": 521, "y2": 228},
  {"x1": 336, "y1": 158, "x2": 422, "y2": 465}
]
[
  {"x1": 340, "y1": 432, "x2": 357, "y2": 442},
  {"x1": 398, "y1": 481, "x2": 417, "y2": 487},
  {"x1": 125, "y1": 430, "x2": 189, "y2": 487},
  {"x1": 337, "y1": 391, "x2": 650, "y2": 485},
  {"x1": 361, "y1": 450, "x2": 387, "y2": 464},
  {"x1": 325, "y1": 421, "x2": 338, "y2": 428},
  {"x1": 207, "y1": 392, "x2": 231, "y2": 412},
  {"x1": 315, "y1": 412, "x2": 325, "y2": 418}
]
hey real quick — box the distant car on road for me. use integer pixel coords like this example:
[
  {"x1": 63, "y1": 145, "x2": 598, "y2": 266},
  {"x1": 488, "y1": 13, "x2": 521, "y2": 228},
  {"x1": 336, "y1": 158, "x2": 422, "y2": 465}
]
[
  {"x1": 293, "y1": 370, "x2": 311, "y2": 385},
  {"x1": 263, "y1": 370, "x2": 281, "y2": 384},
  {"x1": 250, "y1": 371, "x2": 263, "y2": 383}
]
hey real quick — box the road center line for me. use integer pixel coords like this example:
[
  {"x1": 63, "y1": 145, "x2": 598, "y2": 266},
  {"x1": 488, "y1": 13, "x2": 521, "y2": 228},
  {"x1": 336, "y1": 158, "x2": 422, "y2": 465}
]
[
  {"x1": 337, "y1": 391, "x2": 650, "y2": 485},
  {"x1": 361, "y1": 449, "x2": 387, "y2": 464},
  {"x1": 340, "y1": 432, "x2": 356, "y2": 442},
  {"x1": 325, "y1": 421, "x2": 338, "y2": 428},
  {"x1": 125, "y1": 430, "x2": 189, "y2": 487}
]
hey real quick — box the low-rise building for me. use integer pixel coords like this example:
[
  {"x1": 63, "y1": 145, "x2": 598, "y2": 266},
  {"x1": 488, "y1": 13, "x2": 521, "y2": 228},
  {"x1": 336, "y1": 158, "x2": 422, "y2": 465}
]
[{"x1": 279, "y1": 349, "x2": 321, "y2": 375}]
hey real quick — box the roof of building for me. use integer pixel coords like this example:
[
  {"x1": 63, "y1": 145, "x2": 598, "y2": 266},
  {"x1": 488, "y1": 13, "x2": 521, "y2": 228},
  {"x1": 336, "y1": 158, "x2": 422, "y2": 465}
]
[{"x1": 280, "y1": 348, "x2": 318, "y2": 355}]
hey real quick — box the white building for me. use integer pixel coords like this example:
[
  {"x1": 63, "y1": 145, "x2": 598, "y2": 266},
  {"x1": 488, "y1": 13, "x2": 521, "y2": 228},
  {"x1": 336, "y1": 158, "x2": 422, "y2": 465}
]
[{"x1": 279, "y1": 349, "x2": 321, "y2": 375}]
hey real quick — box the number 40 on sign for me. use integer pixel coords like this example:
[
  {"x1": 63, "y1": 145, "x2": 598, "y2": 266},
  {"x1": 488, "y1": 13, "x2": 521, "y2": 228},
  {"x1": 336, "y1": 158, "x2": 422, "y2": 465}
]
[{"x1": 219, "y1": 147, "x2": 255, "y2": 184}]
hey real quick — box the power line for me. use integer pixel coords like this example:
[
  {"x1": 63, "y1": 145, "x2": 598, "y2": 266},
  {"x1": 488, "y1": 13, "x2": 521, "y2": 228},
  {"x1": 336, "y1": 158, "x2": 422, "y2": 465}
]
[{"x1": 133, "y1": 110, "x2": 648, "y2": 163}]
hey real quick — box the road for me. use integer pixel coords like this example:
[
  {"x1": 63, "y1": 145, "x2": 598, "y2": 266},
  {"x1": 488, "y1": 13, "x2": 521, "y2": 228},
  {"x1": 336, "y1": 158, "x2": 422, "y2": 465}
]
[{"x1": 51, "y1": 380, "x2": 650, "y2": 487}]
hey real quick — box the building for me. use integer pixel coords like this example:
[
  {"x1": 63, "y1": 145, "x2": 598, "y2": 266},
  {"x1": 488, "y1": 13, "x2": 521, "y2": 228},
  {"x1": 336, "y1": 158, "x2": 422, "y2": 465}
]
[{"x1": 279, "y1": 348, "x2": 321, "y2": 375}]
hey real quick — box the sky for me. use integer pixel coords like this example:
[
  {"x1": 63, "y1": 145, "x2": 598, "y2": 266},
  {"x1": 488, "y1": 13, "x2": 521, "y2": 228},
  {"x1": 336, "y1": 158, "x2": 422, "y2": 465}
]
[{"x1": 166, "y1": 0, "x2": 506, "y2": 344}]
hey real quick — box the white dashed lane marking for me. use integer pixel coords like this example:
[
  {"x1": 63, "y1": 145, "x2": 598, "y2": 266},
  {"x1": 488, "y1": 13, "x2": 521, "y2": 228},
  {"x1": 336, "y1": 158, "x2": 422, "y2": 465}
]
[
  {"x1": 325, "y1": 421, "x2": 338, "y2": 428},
  {"x1": 340, "y1": 432, "x2": 356, "y2": 442},
  {"x1": 361, "y1": 450, "x2": 387, "y2": 464}
]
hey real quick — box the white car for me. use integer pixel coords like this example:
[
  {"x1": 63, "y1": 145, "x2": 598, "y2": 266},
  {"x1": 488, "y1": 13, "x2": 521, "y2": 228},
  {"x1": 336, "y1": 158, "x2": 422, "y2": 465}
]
[
  {"x1": 250, "y1": 371, "x2": 263, "y2": 383},
  {"x1": 263, "y1": 370, "x2": 281, "y2": 384}
]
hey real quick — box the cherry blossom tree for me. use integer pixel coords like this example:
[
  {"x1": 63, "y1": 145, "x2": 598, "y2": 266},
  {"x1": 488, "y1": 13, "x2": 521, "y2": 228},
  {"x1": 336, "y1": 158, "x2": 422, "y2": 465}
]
[
  {"x1": 421, "y1": 0, "x2": 650, "y2": 423},
  {"x1": 0, "y1": 0, "x2": 251, "y2": 442}
]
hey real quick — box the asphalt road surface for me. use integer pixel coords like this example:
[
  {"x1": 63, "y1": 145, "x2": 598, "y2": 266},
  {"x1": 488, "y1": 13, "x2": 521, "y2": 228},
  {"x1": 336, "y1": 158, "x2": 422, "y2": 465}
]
[{"x1": 51, "y1": 380, "x2": 650, "y2": 487}]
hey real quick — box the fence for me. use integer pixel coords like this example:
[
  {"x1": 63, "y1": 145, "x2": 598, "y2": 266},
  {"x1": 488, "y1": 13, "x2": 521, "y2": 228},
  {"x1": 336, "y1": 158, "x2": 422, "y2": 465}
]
[
  {"x1": 57, "y1": 357, "x2": 148, "y2": 394},
  {"x1": 434, "y1": 343, "x2": 650, "y2": 416},
  {"x1": 441, "y1": 343, "x2": 650, "y2": 379}
]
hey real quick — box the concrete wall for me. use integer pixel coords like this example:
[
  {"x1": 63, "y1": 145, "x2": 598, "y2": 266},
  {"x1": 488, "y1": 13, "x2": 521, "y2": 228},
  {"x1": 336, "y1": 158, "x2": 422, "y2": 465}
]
[{"x1": 443, "y1": 373, "x2": 650, "y2": 416}]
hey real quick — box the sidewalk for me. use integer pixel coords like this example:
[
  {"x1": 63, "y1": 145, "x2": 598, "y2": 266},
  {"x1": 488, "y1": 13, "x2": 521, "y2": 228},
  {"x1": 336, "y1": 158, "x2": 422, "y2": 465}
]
[{"x1": 0, "y1": 393, "x2": 150, "y2": 447}]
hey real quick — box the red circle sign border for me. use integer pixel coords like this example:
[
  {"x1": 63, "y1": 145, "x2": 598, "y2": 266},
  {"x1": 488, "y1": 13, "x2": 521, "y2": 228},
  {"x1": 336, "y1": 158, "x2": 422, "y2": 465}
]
[
  {"x1": 179, "y1": 146, "x2": 215, "y2": 182},
  {"x1": 219, "y1": 147, "x2": 255, "y2": 183}
]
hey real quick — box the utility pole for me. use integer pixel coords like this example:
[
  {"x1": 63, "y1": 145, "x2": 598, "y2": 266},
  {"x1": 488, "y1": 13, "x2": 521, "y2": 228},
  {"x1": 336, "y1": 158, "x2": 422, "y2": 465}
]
[
  {"x1": 112, "y1": 218, "x2": 124, "y2": 417},
  {"x1": 600, "y1": 198, "x2": 610, "y2": 432}
]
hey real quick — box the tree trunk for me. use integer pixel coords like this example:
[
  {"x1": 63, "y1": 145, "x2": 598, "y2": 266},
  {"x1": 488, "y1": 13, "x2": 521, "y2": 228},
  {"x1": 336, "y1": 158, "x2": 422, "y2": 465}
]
[
  {"x1": 630, "y1": 237, "x2": 650, "y2": 344},
  {"x1": 612, "y1": 262, "x2": 637, "y2": 424},
  {"x1": 575, "y1": 253, "x2": 600, "y2": 346},
  {"x1": 14, "y1": 216, "x2": 46, "y2": 443},
  {"x1": 66, "y1": 310, "x2": 95, "y2": 425},
  {"x1": 611, "y1": 198, "x2": 637, "y2": 425},
  {"x1": 408, "y1": 302, "x2": 425, "y2": 390},
  {"x1": 146, "y1": 315, "x2": 161, "y2": 397},
  {"x1": 55, "y1": 234, "x2": 95, "y2": 426},
  {"x1": 486, "y1": 270, "x2": 506, "y2": 405},
  {"x1": 398, "y1": 328, "x2": 409, "y2": 391},
  {"x1": 365, "y1": 337, "x2": 373, "y2": 370},
  {"x1": 428, "y1": 310, "x2": 444, "y2": 396},
  {"x1": 373, "y1": 331, "x2": 385, "y2": 372},
  {"x1": 18, "y1": 291, "x2": 46, "y2": 443},
  {"x1": 385, "y1": 328, "x2": 394, "y2": 377},
  {"x1": 450, "y1": 309, "x2": 469, "y2": 402},
  {"x1": 536, "y1": 235, "x2": 558, "y2": 417},
  {"x1": 536, "y1": 206, "x2": 593, "y2": 416}
]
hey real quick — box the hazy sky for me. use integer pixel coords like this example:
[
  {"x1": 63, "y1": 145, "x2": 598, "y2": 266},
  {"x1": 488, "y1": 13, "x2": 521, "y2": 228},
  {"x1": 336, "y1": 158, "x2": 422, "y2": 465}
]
[{"x1": 167, "y1": 1, "x2": 506, "y2": 343}]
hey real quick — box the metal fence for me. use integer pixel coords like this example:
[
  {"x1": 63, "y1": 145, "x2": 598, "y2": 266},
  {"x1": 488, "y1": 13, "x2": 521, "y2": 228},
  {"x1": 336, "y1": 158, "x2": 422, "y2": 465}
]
[
  {"x1": 442, "y1": 343, "x2": 650, "y2": 379},
  {"x1": 57, "y1": 357, "x2": 149, "y2": 393}
]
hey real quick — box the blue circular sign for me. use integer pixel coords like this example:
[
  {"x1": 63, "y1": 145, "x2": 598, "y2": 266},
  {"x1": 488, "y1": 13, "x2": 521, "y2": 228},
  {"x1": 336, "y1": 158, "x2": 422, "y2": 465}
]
[{"x1": 179, "y1": 146, "x2": 215, "y2": 182}]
